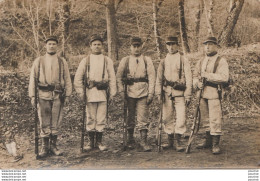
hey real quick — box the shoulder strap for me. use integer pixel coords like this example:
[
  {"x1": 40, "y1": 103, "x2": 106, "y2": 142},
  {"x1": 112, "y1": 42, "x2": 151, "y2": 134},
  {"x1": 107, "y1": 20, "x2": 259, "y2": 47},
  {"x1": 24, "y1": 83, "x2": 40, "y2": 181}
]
[
  {"x1": 179, "y1": 55, "x2": 183, "y2": 79},
  {"x1": 213, "y1": 56, "x2": 221, "y2": 73},
  {"x1": 37, "y1": 57, "x2": 41, "y2": 80},
  {"x1": 143, "y1": 56, "x2": 148, "y2": 77},
  {"x1": 84, "y1": 56, "x2": 90, "y2": 79},
  {"x1": 58, "y1": 56, "x2": 62, "y2": 84},
  {"x1": 102, "y1": 56, "x2": 108, "y2": 80},
  {"x1": 124, "y1": 56, "x2": 130, "y2": 78},
  {"x1": 39, "y1": 56, "x2": 47, "y2": 84}
]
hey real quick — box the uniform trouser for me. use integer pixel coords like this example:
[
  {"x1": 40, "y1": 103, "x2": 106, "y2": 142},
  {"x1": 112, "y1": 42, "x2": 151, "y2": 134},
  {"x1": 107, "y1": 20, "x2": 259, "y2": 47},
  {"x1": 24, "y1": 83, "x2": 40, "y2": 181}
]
[
  {"x1": 127, "y1": 96, "x2": 149, "y2": 131},
  {"x1": 38, "y1": 98, "x2": 64, "y2": 138},
  {"x1": 162, "y1": 95, "x2": 186, "y2": 135},
  {"x1": 199, "y1": 98, "x2": 222, "y2": 135},
  {"x1": 86, "y1": 101, "x2": 107, "y2": 132}
]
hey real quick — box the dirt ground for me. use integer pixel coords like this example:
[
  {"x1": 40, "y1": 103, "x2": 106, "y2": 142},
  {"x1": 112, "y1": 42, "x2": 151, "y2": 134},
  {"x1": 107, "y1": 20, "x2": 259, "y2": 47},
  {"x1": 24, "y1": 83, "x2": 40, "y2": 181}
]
[{"x1": 0, "y1": 115, "x2": 259, "y2": 169}]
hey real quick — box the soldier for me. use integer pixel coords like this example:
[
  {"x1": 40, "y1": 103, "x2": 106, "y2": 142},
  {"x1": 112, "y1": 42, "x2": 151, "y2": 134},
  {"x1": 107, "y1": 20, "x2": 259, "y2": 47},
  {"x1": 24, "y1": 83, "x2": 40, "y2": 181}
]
[
  {"x1": 116, "y1": 37, "x2": 155, "y2": 152},
  {"x1": 29, "y1": 36, "x2": 72, "y2": 158},
  {"x1": 193, "y1": 36, "x2": 229, "y2": 154},
  {"x1": 74, "y1": 34, "x2": 117, "y2": 151},
  {"x1": 155, "y1": 36, "x2": 192, "y2": 152}
]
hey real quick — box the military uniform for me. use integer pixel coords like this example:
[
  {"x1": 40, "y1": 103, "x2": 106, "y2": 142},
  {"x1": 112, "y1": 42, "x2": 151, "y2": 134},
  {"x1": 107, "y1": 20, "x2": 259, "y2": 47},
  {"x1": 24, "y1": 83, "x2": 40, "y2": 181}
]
[
  {"x1": 193, "y1": 37, "x2": 229, "y2": 154},
  {"x1": 155, "y1": 36, "x2": 192, "y2": 151},
  {"x1": 29, "y1": 36, "x2": 72, "y2": 157},
  {"x1": 116, "y1": 37, "x2": 155, "y2": 151},
  {"x1": 74, "y1": 34, "x2": 117, "y2": 151}
]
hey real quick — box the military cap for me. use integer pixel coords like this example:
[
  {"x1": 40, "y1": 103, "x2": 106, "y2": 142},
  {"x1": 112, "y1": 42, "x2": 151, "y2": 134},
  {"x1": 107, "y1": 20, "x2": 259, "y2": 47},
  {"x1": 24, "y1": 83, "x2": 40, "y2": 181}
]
[
  {"x1": 90, "y1": 34, "x2": 103, "y2": 43},
  {"x1": 166, "y1": 36, "x2": 178, "y2": 44},
  {"x1": 45, "y1": 36, "x2": 58, "y2": 43},
  {"x1": 203, "y1": 36, "x2": 218, "y2": 44},
  {"x1": 131, "y1": 37, "x2": 142, "y2": 46}
]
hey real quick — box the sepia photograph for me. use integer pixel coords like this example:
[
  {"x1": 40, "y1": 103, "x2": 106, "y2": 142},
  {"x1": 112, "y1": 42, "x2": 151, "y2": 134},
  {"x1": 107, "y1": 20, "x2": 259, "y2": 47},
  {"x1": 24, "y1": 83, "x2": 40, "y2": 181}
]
[{"x1": 0, "y1": 0, "x2": 259, "y2": 173}]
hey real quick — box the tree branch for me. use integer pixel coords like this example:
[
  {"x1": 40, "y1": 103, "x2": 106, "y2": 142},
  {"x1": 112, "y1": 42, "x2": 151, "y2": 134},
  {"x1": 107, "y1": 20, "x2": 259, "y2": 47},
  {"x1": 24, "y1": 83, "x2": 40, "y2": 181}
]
[{"x1": 10, "y1": 22, "x2": 38, "y2": 54}]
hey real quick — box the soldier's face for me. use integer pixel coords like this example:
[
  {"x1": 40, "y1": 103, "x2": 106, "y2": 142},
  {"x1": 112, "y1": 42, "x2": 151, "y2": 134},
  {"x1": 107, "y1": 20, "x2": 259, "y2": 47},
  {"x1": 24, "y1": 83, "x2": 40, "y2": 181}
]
[
  {"x1": 46, "y1": 40, "x2": 58, "y2": 54},
  {"x1": 166, "y1": 43, "x2": 178, "y2": 54},
  {"x1": 130, "y1": 44, "x2": 142, "y2": 56},
  {"x1": 204, "y1": 42, "x2": 217, "y2": 54},
  {"x1": 90, "y1": 40, "x2": 103, "y2": 54}
]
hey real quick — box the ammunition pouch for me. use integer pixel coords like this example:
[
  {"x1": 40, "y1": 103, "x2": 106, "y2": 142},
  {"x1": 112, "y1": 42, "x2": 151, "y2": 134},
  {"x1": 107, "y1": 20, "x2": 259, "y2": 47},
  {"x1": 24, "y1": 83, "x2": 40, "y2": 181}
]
[
  {"x1": 86, "y1": 80, "x2": 109, "y2": 90},
  {"x1": 95, "y1": 81, "x2": 109, "y2": 90},
  {"x1": 164, "y1": 79, "x2": 186, "y2": 91},
  {"x1": 122, "y1": 77, "x2": 148, "y2": 85},
  {"x1": 204, "y1": 81, "x2": 218, "y2": 89},
  {"x1": 38, "y1": 83, "x2": 55, "y2": 92},
  {"x1": 38, "y1": 83, "x2": 65, "y2": 97},
  {"x1": 173, "y1": 82, "x2": 186, "y2": 91}
]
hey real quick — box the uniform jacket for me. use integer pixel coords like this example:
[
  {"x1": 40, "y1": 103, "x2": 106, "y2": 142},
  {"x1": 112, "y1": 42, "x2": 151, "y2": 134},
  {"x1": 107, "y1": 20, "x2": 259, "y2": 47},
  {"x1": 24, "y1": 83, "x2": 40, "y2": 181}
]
[
  {"x1": 116, "y1": 55, "x2": 155, "y2": 98},
  {"x1": 28, "y1": 53, "x2": 72, "y2": 100},
  {"x1": 193, "y1": 53, "x2": 229, "y2": 99},
  {"x1": 155, "y1": 52, "x2": 192, "y2": 99},
  {"x1": 74, "y1": 54, "x2": 117, "y2": 103}
]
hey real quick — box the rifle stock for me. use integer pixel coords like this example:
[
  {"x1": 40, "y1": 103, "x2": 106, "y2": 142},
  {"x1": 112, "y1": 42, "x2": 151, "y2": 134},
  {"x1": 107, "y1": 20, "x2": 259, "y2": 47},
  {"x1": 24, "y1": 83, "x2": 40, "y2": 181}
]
[
  {"x1": 34, "y1": 77, "x2": 39, "y2": 158},
  {"x1": 123, "y1": 84, "x2": 128, "y2": 150},
  {"x1": 157, "y1": 86, "x2": 164, "y2": 152},
  {"x1": 185, "y1": 88, "x2": 203, "y2": 154},
  {"x1": 81, "y1": 77, "x2": 87, "y2": 153}
]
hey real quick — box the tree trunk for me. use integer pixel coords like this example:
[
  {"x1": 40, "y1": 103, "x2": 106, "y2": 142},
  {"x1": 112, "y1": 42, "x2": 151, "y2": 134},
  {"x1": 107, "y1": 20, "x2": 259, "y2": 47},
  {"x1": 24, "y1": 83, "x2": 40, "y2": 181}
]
[
  {"x1": 203, "y1": 0, "x2": 214, "y2": 36},
  {"x1": 152, "y1": 0, "x2": 162, "y2": 59},
  {"x1": 106, "y1": 0, "x2": 118, "y2": 61},
  {"x1": 218, "y1": 0, "x2": 244, "y2": 46},
  {"x1": 178, "y1": 0, "x2": 190, "y2": 53},
  {"x1": 142, "y1": 0, "x2": 164, "y2": 48},
  {"x1": 63, "y1": 0, "x2": 70, "y2": 40},
  {"x1": 229, "y1": 0, "x2": 235, "y2": 12},
  {"x1": 194, "y1": 0, "x2": 204, "y2": 51}
]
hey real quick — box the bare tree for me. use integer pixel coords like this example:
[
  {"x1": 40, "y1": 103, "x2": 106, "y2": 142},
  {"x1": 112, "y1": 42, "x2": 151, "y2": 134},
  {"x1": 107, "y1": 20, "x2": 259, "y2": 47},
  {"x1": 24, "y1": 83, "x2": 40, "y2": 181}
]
[
  {"x1": 178, "y1": 0, "x2": 190, "y2": 53},
  {"x1": 57, "y1": 0, "x2": 71, "y2": 58},
  {"x1": 194, "y1": 0, "x2": 204, "y2": 51},
  {"x1": 218, "y1": 0, "x2": 244, "y2": 46},
  {"x1": 152, "y1": 0, "x2": 162, "y2": 59},
  {"x1": 11, "y1": 0, "x2": 42, "y2": 57},
  {"x1": 142, "y1": 0, "x2": 164, "y2": 48},
  {"x1": 105, "y1": 0, "x2": 119, "y2": 61},
  {"x1": 203, "y1": 0, "x2": 214, "y2": 36}
]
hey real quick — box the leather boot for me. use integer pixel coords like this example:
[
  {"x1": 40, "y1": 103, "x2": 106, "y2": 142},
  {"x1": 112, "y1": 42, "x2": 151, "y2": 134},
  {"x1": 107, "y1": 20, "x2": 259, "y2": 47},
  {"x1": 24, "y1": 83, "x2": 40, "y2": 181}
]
[
  {"x1": 127, "y1": 129, "x2": 135, "y2": 149},
  {"x1": 96, "y1": 132, "x2": 108, "y2": 151},
  {"x1": 84, "y1": 132, "x2": 95, "y2": 151},
  {"x1": 197, "y1": 131, "x2": 212, "y2": 149},
  {"x1": 175, "y1": 134, "x2": 185, "y2": 152},
  {"x1": 50, "y1": 135, "x2": 63, "y2": 156},
  {"x1": 39, "y1": 137, "x2": 49, "y2": 158},
  {"x1": 139, "y1": 129, "x2": 151, "y2": 152},
  {"x1": 212, "y1": 135, "x2": 221, "y2": 154},
  {"x1": 162, "y1": 134, "x2": 174, "y2": 149}
]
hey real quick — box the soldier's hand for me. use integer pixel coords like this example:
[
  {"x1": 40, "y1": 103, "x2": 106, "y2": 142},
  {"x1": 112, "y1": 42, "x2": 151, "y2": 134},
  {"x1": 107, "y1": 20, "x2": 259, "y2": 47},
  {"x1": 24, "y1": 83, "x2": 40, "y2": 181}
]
[
  {"x1": 64, "y1": 97, "x2": 70, "y2": 106},
  {"x1": 119, "y1": 92, "x2": 124, "y2": 98},
  {"x1": 79, "y1": 93, "x2": 84, "y2": 101},
  {"x1": 197, "y1": 82, "x2": 204, "y2": 89},
  {"x1": 157, "y1": 95, "x2": 161, "y2": 102},
  {"x1": 185, "y1": 97, "x2": 191, "y2": 106},
  {"x1": 31, "y1": 97, "x2": 35, "y2": 107},
  {"x1": 146, "y1": 94, "x2": 153, "y2": 105}
]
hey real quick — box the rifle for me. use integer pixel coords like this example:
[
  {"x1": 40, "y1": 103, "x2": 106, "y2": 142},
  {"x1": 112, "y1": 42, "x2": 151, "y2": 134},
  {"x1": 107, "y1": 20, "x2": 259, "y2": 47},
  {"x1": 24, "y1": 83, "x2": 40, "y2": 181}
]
[
  {"x1": 34, "y1": 76, "x2": 39, "y2": 159},
  {"x1": 123, "y1": 83, "x2": 128, "y2": 151},
  {"x1": 106, "y1": 89, "x2": 110, "y2": 127},
  {"x1": 157, "y1": 86, "x2": 164, "y2": 152},
  {"x1": 185, "y1": 79, "x2": 204, "y2": 154},
  {"x1": 81, "y1": 76, "x2": 87, "y2": 153}
]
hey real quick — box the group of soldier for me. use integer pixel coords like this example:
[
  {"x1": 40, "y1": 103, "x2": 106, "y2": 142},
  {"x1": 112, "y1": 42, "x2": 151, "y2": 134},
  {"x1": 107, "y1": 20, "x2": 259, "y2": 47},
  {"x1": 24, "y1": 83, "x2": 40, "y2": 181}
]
[{"x1": 28, "y1": 33, "x2": 229, "y2": 159}]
